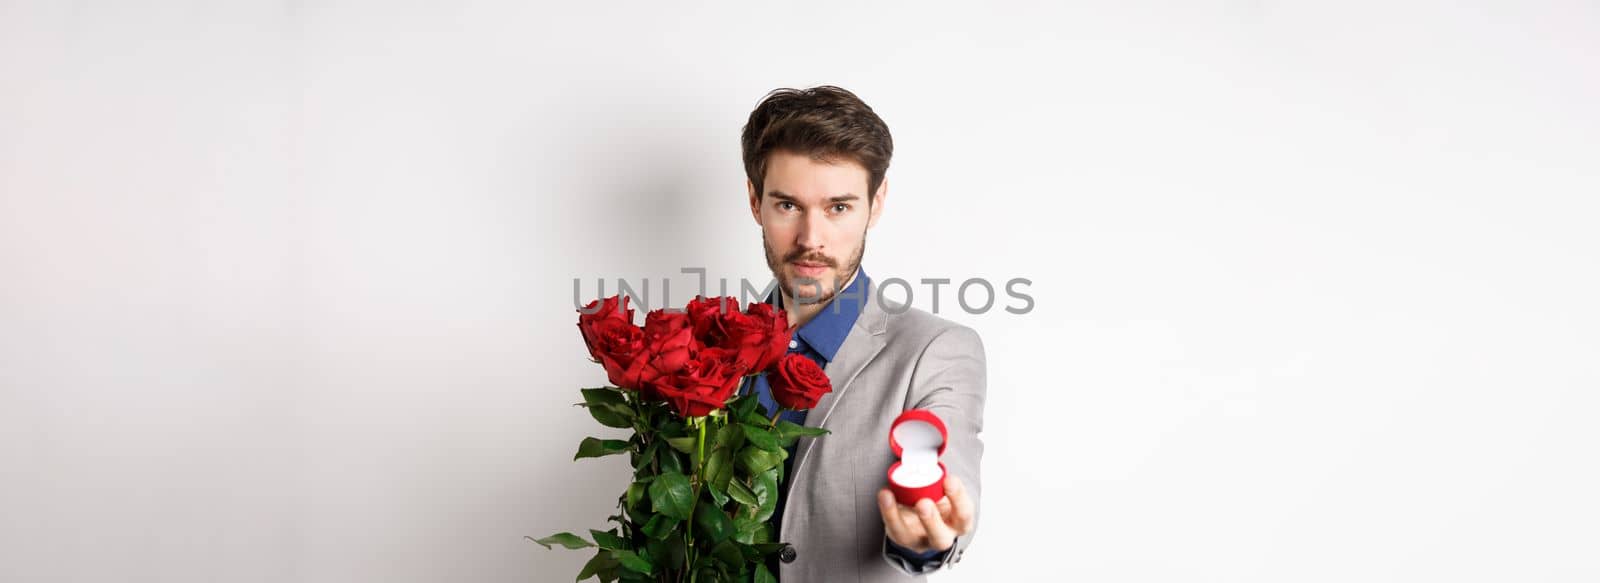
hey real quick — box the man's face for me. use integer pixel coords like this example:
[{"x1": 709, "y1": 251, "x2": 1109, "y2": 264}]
[{"x1": 748, "y1": 149, "x2": 886, "y2": 304}]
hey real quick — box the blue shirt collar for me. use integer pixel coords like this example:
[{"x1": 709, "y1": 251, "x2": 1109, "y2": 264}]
[{"x1": 768, "y1": 266, "x2": 870, "y2": 364}]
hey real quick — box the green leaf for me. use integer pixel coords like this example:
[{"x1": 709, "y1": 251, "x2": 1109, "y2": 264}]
[
  {"x1": 716, "y1": 418, "x2": 745, "y2": 452},
  {"x1": 581, "y1": 387, "x2": 627, "y2": 407},
  {"x1": 648, "y1": 471, "x2": 694, "y2": 521},
  {"x1": 633, "y1": 440, "x2": 659, "y2": 473},
  {"x1": 588, "y1": 407, "x2": 632, "y2": 429},
  {"x1": 755, "y1": 563, "x2": 776, "y2": 583},
  {"x1": 661, "y1": 531, "x2": 687, "y2": 571},
  {"x1": 575, "y1": 437, "x2": 631, "y2": 461},
  {"x1": 657, "y1": 415, "x2": 687, "y2": 435},
  {"x1": 583, "y1": 403, "x2": 633, "y2": 429},
  {"x1": 776, "y1": 420, "x2": 828, "y2": 437},
  {"x1": 528, "y1": 531, "x2": 592, "y2": 550},
  {"x1": 704, "y1": 448, "x2": 733, "y2": 493},
  {"x1": 732, "y1": 516, "x2": 762, "y2": 545},
  {"x1": 657, "y1": 447, "x2": 684, "y2": 475},
  {"x1": 695, "y1": 503, "x2": 734, "y2": 544},
  {"x1": 752, "y1": 469, "x2": 779, "y2": 522},
  {"x1": 609, "y1": 549, "x2": 653, "y2": 575},
  {"x1": 727, "y1": 479, "x2": 759, "y2": 507},
  {"x1": 732, "y1": 393, "x2": 769, "y2": 425},
  {"x1": 706, "y1": 480, "x2": 728, "y2": 507},
  {"x1": 737, "y1": 445, "x2": 785, "y2": 475},
  {"x1": 664, "y1": 436, "x2": 696, "y2": 454},
  {"x1": 589, "y1": 529, "x2": 628, "y2": 550},
  {"x1": 641, "y1": 514, "x2": 678, "y2": 539},
  {"x1": 643, "y1": 538, "x2": 665, "y2": 570},
  {"x1": 581, "y1": 388, "x2": 634, "y2": 428},
  {"x1": 732, "y1": 392, "x2": 760, "y2": 419},
  {"x1": 625, "y1": 482, "x2": 645, "y2": 513},
  {"x1": 774, "y1": 420, "x2": 828, "y2": 447},
  {"x1": 739, "y1": 541, "x2": 764, "y2": 562},
  {"x1": 740, "y1": 423, "x2": 782, "y2": 452},
  {"x1": 710, "y1": 540, "x2": 743, "y2": 567},
  {"x1": 577, "y1": 549, "x2": 619, "y2": 582}
]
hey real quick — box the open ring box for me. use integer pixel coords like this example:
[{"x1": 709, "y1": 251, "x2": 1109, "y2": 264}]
[{"x1": 887, "y1": 409, "x2": 948, "y2": 506}]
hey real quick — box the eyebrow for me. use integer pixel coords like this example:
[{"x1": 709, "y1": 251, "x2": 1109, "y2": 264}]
[{"x1": 767, "y1": 190, "x2": 862, "y2": 204}]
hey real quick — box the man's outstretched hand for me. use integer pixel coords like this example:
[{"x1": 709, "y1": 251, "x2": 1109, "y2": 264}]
[{"x1": 876, "y1": 474, "x2": 975, "y2": 554}]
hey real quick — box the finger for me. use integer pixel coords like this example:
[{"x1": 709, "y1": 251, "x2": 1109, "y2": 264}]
[
  {"x1": 887, "y1": 493, "x2": 932, "y2": 550},
  {"x1": 945, "y1": 475, "x2": 976, "y2": 533},
  {"x1": 877, "y1": 489, "x2": 902, "y2": 529},
  {"x1": 914, "y1": 498, "x2": 957, "y2": 551},
  {"x1": 896, "y1": 501, "x2": 928, "y2": 541},
  {"x1": 877, "y1": 489, "x2": 914, "y2": 545},
  {"x1": 899, "y1": 505, "x2": 925, "y2": 534},
  {"x1": 944, "y1": 474, "x2": 965, "y2": 501},
  {"x1": 936, "y1": 496, "x2": 954, "y2": 521}
]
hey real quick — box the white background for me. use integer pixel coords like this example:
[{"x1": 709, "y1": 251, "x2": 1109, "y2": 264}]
[{"x1": 3, "y1": 1, "x2": 1597, "y2": 581}]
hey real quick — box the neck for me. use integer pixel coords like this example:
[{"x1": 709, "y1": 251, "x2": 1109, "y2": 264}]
[{"x1": 780, "y1": 267, "x2": 859, "y2": 329}]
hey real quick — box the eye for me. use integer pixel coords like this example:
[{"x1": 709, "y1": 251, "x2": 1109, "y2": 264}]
[
  {"x1": 831, "y1": 203, "x2": 850, "y2": 213},
  {"x1": 776, "y1": 201, "x2": 796, "y2": 212}
]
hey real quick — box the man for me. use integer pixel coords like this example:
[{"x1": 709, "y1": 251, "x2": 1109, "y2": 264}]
[{"x1": 739, "y1": 86, "x2": 987, "y2": 581}]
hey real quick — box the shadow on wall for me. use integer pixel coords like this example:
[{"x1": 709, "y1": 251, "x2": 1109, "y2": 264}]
[
  {"x1": 503, "y1": 85, "x2": 734, "y2": 562},
  {"x1": 507, "y1": 84, "x2": 734, "y2": 286}
]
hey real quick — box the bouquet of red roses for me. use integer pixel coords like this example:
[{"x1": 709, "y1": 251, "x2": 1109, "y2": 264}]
[{"x1": 533, "y1": 295, "x2": 834, "y2": 583}]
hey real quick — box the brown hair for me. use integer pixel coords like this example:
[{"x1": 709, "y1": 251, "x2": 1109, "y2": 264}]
[{"x1": 741, "y1": 85, "x2": 893, "y2": 205}]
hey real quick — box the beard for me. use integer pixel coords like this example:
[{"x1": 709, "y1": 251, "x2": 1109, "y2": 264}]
[{"x1": 762, "y1": 228, "x2": 867, "y2": 306}]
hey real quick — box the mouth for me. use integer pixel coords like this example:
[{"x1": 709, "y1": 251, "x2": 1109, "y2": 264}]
[{"x1": 790, "y1": 261, "x2": 830, "y2": 278}]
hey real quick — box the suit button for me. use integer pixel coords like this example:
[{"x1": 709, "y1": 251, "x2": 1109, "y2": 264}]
[{"x1": 779, "y1": 544, "x2": 797, "y2": 564}]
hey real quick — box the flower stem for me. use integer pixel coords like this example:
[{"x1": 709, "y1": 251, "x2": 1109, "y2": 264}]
[
  {"x1": 697, "y1": 416, "x2": 707, "y2": 471},
  {"x1": 682, "y1": 416, "x2": 707, "y2": 579}
]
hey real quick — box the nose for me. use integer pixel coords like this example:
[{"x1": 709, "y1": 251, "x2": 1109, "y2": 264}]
[{"x1": 795, "y1": 209, "x2": 827, "y2": 252}]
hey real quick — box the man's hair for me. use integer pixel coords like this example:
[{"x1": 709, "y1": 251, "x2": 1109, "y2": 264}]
[{"x1": 741, "y1": 85, "x2": 893, "y2": 205}]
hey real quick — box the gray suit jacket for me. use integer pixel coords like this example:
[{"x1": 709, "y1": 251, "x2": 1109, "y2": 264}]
[{"x1": 777, "y1": 278, "x2": 987, "y2": 582}]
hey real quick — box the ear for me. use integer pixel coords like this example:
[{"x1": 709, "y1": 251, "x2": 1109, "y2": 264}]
[
  {"x1": 867, "y1": 177, "x2": 887, "y2": 229},
  {"x1": 748, "y1": 179, "x2": 763, "y2": 226}
]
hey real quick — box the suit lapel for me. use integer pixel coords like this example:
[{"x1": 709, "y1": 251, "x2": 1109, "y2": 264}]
[{"x1": 789, "y1": 280, "x2": 889, "y2": 483}]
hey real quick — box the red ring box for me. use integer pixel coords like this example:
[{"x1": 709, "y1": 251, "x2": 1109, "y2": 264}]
[{"x1": 887, "y1": 409, "x2": 948, "y2": 507}]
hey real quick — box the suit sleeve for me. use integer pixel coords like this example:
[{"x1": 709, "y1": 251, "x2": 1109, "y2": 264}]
[{"x1": 881, "y1": 324, "x2": 987, "y2": 574}]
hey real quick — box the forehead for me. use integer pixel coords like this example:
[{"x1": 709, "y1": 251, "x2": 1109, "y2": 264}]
[{"x1": 763, "y1": 150, "x2": 868, "y2": 201}]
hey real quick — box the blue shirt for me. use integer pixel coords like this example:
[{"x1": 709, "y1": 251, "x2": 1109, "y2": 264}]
[{"x1": 743, "y1": 267, "x2": 945, "y2": 572}]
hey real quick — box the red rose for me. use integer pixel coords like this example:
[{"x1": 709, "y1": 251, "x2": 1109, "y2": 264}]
[
  {"x1": 578, "y1": 295, "x2": 635, "y2": 356},
  {"x1": 767, "y1": 353, "x2": 833, "y2": 411},
  {"x1": 651, "y1": 347, "x2": 744, "y2": 418},
  {"x1": 588, "y1": 318, "x2": 644, "y2": 388},
  {"x1": 729, "y1": 302, "x2": 792, "y2": 373},
  {"x1": 577, "y1": 296, "x2": 643, "y2": 388},
  {"x1": 621, "y1": 309, "x2": 697, "y2": 395},
  {"x1": 685, "y1": 295, "x2": 736, "y2": 342},
  {"x1": 683, "y1": 297, "x2": 791, "y2": 374}
]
